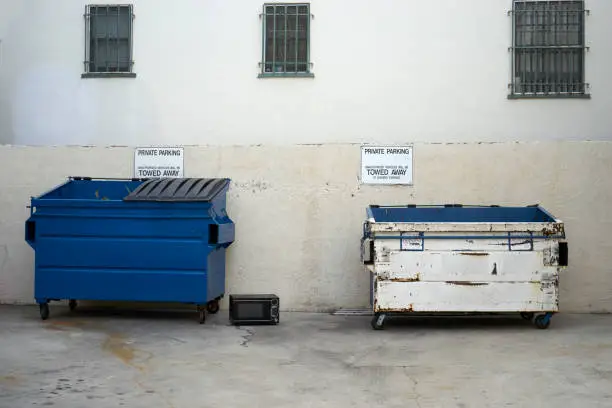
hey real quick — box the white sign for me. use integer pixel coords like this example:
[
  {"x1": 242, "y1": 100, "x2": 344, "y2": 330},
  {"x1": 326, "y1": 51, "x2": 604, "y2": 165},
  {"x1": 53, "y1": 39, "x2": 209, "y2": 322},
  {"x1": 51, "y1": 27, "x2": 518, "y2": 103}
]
[
  {"x1": 361, "y1": 145, "x2": 413, "y2": 185},
  {"x1": 134, "y1": 147, "x2": 184, "y2": 178}
]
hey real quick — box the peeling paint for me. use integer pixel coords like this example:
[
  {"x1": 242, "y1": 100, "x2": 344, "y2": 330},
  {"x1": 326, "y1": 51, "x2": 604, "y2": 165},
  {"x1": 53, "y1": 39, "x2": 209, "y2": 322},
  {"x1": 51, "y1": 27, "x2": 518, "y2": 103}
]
[
  {"x1": 389, "y1": 273, "x2": 420, "y2": 283},
  {"x1": 509, "y1": 240, "x2": 532, "y2": 247},
  {"x1": 378, "y1": 304, "x2": 414, "y2": 313}
]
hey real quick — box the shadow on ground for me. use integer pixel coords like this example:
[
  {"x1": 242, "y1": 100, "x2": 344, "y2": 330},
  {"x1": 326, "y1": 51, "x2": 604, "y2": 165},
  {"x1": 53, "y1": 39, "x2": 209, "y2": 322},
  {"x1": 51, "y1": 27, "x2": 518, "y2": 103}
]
[{"x1": 377, "y1": 314, "x2": 564, "y2": 331}]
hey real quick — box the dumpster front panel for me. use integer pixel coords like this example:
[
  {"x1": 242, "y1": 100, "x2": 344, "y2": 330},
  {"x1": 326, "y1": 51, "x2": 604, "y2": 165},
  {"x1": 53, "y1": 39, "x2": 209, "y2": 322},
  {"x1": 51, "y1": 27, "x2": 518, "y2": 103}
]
[
  {"x1": 33, "y1": 206, "x2": 219, "y2": 304},
  {"x1": 364, "y1": 205, "x2": 565, "y2": 318}
]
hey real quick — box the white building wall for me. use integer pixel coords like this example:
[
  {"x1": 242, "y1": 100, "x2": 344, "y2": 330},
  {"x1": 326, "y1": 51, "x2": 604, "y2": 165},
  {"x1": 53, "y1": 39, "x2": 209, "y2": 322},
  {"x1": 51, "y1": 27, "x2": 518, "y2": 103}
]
[
  {"x1": 0, "y1": 0, "x2": 611, "y2": 145},
  {"x1": 0, "y1": 1, "x2": 611, "y2": 311}
]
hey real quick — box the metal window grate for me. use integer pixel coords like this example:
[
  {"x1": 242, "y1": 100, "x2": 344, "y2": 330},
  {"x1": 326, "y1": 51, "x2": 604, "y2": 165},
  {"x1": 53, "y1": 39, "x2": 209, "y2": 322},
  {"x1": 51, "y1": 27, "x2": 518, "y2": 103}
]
[
  {"x1": 261, "y1": 3, "x2": 310, "y2": 75},
  {"x1": 84, "y1": 4, "x2": 134, "y2": 74},
  {"x1": 510, "y1": 0, "x2": 588, "y2": 97}
]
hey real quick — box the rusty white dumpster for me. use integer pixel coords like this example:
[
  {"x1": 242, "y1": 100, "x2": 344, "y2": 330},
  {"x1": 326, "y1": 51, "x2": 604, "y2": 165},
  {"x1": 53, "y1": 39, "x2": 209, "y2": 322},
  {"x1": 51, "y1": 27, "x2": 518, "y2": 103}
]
[{"x1": 361, "y1": 205, "x2": 568, "y2": 330}]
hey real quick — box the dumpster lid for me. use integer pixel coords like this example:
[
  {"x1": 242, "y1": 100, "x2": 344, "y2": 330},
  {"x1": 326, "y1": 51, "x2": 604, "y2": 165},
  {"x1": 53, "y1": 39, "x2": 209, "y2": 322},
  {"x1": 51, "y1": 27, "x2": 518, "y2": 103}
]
[
  {"x1": 367, "y1": 205, "x2": 557, "y2": 223},
  {"x1": 123, "y1": 178, "x2": 230, "y2": 202}
]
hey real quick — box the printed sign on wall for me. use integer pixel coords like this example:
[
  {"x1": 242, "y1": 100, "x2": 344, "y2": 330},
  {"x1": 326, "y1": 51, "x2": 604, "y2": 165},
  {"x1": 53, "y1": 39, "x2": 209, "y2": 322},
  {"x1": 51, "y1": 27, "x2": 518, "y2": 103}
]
[
  {"x1": 361, "y1": 145, "x2": 413, "y2": 185},
  {"x1": 134, "y1": 147, "x2": 184, "y2": 178}
]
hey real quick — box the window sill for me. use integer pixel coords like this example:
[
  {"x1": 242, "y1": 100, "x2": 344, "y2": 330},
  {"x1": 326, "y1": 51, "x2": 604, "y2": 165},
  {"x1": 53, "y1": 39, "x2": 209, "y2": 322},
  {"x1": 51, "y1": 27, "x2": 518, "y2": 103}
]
[
  {"x1": 508, "y1": 93, "x2": 591, "y2": 100},
  {"x1": 82, "y1": 72, "x2": 137, "y2": 79},
  {"x1": 258, "y1": 72, "x2": 315, "y2": 78}
]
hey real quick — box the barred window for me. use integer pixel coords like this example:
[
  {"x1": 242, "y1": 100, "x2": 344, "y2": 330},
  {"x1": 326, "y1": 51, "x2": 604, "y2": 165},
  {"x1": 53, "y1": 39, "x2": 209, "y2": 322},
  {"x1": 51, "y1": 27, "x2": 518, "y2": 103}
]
[
  {"x1": 510, "y1": 1, "x2": 588, "y2": 98},
  {"x1": 260, "y1": 4, "x2": 312, "y2": 77},
  {"x1": 83, "y1": 5, "x2": 135, "y2": 77}
]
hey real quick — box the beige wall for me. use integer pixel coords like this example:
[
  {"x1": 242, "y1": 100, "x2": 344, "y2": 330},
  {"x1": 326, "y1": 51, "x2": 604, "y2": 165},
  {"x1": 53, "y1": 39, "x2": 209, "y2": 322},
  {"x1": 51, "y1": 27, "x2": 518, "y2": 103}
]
[{"x1": 1, "y1": 142, "x2": 611, "y2": 312}]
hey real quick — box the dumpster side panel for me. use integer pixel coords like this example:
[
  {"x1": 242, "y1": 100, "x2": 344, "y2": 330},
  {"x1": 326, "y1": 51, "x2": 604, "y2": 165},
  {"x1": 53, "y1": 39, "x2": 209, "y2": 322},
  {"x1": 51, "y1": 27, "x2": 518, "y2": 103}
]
[{"x1": 206, "y1": 247, "x2": 227, "y2": 302}]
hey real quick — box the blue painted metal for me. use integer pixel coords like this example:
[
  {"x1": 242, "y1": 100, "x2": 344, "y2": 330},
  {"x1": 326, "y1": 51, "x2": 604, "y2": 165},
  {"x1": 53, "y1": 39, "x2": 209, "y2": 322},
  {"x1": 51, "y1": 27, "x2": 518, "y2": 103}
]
[
  {"x1": 369, "y1": 205, "x2": 556, "y2": 223},
  {"x1": 543, "y1": 312, "x2": 554, "y2": 324},
  {"x1": 25, "y1": 178, "x2": 234, "y2": 308}
]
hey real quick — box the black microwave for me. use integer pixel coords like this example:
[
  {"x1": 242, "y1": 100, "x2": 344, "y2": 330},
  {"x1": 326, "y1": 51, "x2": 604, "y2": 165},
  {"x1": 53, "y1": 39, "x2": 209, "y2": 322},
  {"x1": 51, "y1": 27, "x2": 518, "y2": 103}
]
[{"x1": 229, "y1": 294, "x2": 279, "y2": 325}]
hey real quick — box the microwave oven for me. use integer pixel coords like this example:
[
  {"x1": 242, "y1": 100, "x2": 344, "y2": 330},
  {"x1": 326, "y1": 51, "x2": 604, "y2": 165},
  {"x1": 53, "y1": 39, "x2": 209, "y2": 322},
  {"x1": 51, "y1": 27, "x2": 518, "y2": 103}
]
[{"x1": 229, "y1": 294, "x2": 279, "y2": 325}]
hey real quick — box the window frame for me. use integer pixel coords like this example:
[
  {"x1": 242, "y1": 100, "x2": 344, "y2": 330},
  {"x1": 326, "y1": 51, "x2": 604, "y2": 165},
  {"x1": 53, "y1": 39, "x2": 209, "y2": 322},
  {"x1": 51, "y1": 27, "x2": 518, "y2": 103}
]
[
  {"x1": 509, "y1": 0, "x2": 589, "y2": 99},
  {"x1": 259, "y1": 3, "x2": 314, "y2": 78},
  {"x1": 82, "y1": 4, "x2": 136, "y2": 78}
]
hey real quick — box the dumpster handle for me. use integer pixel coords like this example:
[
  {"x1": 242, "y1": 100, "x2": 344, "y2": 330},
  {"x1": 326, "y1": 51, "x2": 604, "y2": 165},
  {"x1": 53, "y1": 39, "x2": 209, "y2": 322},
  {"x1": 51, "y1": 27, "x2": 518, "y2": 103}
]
[
  {"x1": 209, "y1": 224, "x2": 219, "y2": 245},
  {"x1": 558, "y1": 242, "x2": 568, "y2": 266},
  {"x1": 26, "y1": 220, "x2": 36, "y2": 245}
]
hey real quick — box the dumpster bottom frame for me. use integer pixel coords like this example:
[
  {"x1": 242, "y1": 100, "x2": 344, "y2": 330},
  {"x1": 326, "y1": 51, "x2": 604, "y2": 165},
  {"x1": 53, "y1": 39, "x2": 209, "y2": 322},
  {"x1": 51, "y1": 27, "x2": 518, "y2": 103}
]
[
  {"x1": 369, "y1": 311, "x2": 556, "y2": 330},
  {"x1": 35, "y1": 295, "x2": 224, "y2": 324}
]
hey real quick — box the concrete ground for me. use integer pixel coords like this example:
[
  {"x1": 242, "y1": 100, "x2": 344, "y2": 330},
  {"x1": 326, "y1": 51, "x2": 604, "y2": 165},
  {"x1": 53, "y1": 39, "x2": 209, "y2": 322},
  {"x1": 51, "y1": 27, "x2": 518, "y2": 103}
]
[{"x1": 1, "y1": 305, "x2": 611, "y2": 408}]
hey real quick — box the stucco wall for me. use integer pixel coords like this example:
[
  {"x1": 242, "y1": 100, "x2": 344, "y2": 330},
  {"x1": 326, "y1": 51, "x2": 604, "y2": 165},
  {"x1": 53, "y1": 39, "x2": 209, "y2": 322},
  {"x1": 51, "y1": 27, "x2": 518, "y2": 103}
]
[
  {"x1": 1, "y1": 0, "x2": 611, "y2": 145},
  {"x1": 1, "y1": 142, "x2": 611, "y2": 312},
  {"x1": 1, "y1": 1, "x2": 611, "y2": 311}
]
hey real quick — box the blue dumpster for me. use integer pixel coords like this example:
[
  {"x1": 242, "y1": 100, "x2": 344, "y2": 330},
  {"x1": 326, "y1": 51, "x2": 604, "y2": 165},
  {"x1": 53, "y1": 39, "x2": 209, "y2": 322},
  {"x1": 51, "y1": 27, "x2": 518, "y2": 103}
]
[{"x1": 25, "y1": 177, "x2": 235, "y2": 323}]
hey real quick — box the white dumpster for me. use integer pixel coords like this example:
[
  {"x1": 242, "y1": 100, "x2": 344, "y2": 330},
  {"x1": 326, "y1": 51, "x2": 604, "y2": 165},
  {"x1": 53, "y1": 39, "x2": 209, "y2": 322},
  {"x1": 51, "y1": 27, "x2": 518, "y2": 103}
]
[{"x1": 362, "y1": 205, "x2": 568, "y2": 330}]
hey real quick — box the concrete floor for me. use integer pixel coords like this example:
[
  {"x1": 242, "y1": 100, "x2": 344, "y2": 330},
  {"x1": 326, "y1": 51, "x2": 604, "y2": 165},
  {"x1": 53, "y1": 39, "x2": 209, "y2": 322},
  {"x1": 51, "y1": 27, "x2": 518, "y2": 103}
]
[{"x1": 1, "y1": 306, "x2": 612, "y2": 408}]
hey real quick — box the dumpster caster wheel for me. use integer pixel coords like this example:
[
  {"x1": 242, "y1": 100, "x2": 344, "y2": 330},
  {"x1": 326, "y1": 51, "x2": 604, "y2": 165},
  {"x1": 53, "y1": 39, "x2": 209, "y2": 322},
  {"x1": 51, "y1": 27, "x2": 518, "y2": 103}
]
[
  {"x1": 69, "y1": 300, "x2": 78, "y2": 311},
  {"x1": 39, "y1": 303, "x2": 50, "y2": 321},
  {"x1": 520, "y1": 312, "x2": 534, "y2": 321},
  {"x1": 371, "y1": 313, "x2": 386, "y2": 330},
  {"x1": 206, "y1": 300, "x2": 220, "y2": 314},
  {"x1": 534, "y1": 314, "x2": 551, "y2": 330},
  {"x1": 198, "y1": 308, "x2": 206, "y2": 324}
]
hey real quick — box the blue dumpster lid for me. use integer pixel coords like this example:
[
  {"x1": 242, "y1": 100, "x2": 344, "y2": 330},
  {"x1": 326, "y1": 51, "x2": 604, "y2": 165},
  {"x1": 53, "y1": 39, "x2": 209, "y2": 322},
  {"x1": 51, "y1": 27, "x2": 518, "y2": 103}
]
[
  {"x1": 367, "y1": 205, "x2": 557, "y2": 223},
  {"x1": 124, "y1": 178, "x2": 230, "y2": 202}
]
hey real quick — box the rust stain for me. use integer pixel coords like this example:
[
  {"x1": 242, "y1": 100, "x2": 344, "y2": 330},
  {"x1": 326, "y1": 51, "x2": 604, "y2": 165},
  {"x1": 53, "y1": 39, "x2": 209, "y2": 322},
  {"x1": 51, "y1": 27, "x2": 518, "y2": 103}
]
[
  {"x1": 44, "y1": 320, "x2": 86, "y2": 331},
  {"x1": 390, "y1": 273, "x2": 420, "y2": 282},
  {"x1": 102, "y1": 333, "x2": 144, "y2": 371},
  {"x1": 0, "y1": 375, "x2": 21, "y2": 386},
  {"x1": 44, "y1": 325, "x2": 67, "y2": 332},
  {"x1": 459, "y1": 252, "x2": 489, "y2": 256},
  {"x1": 543, "y1": 223, "x2": 564, "y2": 236},
  {"x1": 51, "y1": 320, "x2": 84, "y2": 327},
  {"x1": 101, "y1": 335, "x2": 165, "y2": 405},
  {"x1": 378, "y1": 304, "x2": 414, "y2": 313},
  {"x1": 446, "y1": 281, "x2": 489, "y2": 286}
]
